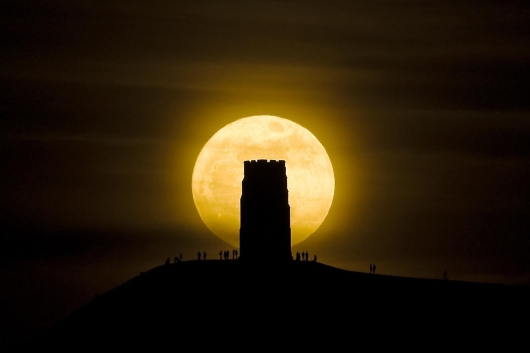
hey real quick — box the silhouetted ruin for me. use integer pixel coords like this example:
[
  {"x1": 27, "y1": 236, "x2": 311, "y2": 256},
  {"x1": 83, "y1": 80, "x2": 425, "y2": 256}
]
[{"x1": 240, "y1": 159, "x2": 291, "y2": 262}]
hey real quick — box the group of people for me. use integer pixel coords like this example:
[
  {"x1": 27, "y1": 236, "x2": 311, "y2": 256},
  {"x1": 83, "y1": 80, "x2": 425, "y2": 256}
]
[
  {"x1": 295, "y1": 251, "x2": 317, "y2": 262},
  {"x1": 164, "y1": 253, "x2": 182, "y2": 265},
  {"x1": 369, "y1": 264, "x2": 377, "y2": 274},
  {"x1": 167, "y1": 250, "x2": 321, "y2": 264},
  {"x1": 219, "y1": 249, "x2": 238, "y2": 260},
  {"x1": 194, "y1": 250, "x2": 239, "y2": 260},
  {"x1": 166, "y1": 254, "x2": 449, "y2": 281}
]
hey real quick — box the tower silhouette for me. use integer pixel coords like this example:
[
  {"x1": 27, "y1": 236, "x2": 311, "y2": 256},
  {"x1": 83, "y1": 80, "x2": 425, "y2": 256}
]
[{"x1": 239, "y1": 159, "x2": 291, "y2": 262}]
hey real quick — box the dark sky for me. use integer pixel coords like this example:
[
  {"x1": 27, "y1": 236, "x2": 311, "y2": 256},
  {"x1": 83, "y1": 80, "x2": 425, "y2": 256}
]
[{"x1": 2, "y1": 0, "x2": 530, "y2": 344}]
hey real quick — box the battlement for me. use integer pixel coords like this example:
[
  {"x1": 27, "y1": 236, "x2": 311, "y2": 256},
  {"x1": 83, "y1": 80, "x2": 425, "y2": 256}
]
[
  {"x1": 244, "y1": 159, "x2": 285, "y2": 165},
  {"x1": 241, "y1": 159, "x2": 288, "y2": 195},
  {"x1": 243, "y1": 159, "x2": 286, "y2": 175}
]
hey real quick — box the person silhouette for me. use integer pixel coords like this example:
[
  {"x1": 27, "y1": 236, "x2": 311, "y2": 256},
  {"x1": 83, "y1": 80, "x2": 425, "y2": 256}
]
[
  {"x1": 305, "y1": 252, "x2": 309, "y2": 261},
  {"x1": 235, "y1": 249, "x2": 238, "y2": 259},
  {"x1": 370, "y1": 264, "x2": 373, "y2": 274},
  {"x1": 219, "y1": 251, "x2": 222, "y2": 260},
  {"x1": 296, "y1": 252, "x2": 300, "y2": 261},
  {"x1": 373, "y1": 264, "x2": 376, "y2": 274},
  {"x1": 443, "y1": 271, "x2": 447, "y2": 280},
  {"x1": 301, "y1": 252, "x2": 305, "y2": 261},
  {"x1": 197, "y1": 252, "x2": 201, "y2": 260},
  {"x1": 174, "y1": 256, "x2": 178, "y2": 263},
  {"x1": 203, "y1": 251, "x2": 207, "y2": 260},
  {"x1": 313, "y1": 254, "x2": 317, "y2": 262},
  {"x1": 165, "y1": 257, "x2": 170, "y2": 265}
]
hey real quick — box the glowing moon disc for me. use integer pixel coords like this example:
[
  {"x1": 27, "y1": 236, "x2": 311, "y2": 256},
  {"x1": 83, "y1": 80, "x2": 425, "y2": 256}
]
[{"x1": 191, "y1": 115, "x2": 334, "y2": 247}]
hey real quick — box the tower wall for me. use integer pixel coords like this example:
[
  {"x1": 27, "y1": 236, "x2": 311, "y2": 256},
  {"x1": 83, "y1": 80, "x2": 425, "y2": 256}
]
[{"x1": 239, "y1": 159, "x2": 291, "y2": 261}]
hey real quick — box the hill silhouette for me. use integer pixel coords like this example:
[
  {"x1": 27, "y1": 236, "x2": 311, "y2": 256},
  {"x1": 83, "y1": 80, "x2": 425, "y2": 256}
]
[{"x1": 16, "y1": 260, "x2": 529, "y2": 351}]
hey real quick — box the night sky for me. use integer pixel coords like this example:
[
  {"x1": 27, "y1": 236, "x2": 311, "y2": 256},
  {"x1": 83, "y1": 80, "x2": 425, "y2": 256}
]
[{"x1": 2, "y1": 0, "x2": 530, "y2": 344}]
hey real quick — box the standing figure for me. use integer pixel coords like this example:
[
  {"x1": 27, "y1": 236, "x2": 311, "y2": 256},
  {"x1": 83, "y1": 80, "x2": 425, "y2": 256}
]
[
  {"x1": 305, "y1": 252, "x2": 309, "y2": 261},
  {"x1": 197, "y1": 252, "x2": 201, "y2": 260},
  {"x1": 313, "y1": 254, "x2": 317, "y2": 262},
  {"x1": 373, "y1": 264, "x2": 376, "y2": 274},
  {"x1": 370, "y1": 264, "x2": 373, "y2": 274},
  {"x1": 203, "y1": 252, "x2": 207, "y2": 260},
  {"x1": 235, "y1": 249, "x2": 238, "y2": 259},
  {"x1": 219, "y1": 251, "x2": 222, "y2": 260}
]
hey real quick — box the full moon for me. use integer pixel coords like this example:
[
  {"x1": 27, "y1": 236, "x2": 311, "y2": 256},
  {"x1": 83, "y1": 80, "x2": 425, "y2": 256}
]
[{"x1": 191, "y1": 115, "x2": 334, "y2": 247}]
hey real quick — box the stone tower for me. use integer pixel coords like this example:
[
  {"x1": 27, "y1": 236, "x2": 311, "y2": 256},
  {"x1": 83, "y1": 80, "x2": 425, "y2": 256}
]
[{"x1": 239, "y1": 159, "x2": 291, "y2": 262}]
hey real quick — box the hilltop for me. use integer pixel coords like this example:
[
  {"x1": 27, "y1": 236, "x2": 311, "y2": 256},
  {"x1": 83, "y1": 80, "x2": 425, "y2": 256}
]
[{"x1": 16, "y1": 260, "x2": 529, "y2": 350}]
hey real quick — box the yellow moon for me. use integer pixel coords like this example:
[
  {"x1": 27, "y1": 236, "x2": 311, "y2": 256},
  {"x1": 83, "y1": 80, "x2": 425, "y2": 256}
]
[{"x1": 191, "y1": 115, "x2": 334, "y2": 247}]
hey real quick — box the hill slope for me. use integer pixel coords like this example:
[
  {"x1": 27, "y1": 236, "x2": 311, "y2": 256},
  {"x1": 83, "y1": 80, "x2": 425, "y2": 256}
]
[{"x1": 20, "y1": 261, "x2": 529, "y2": 350}]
